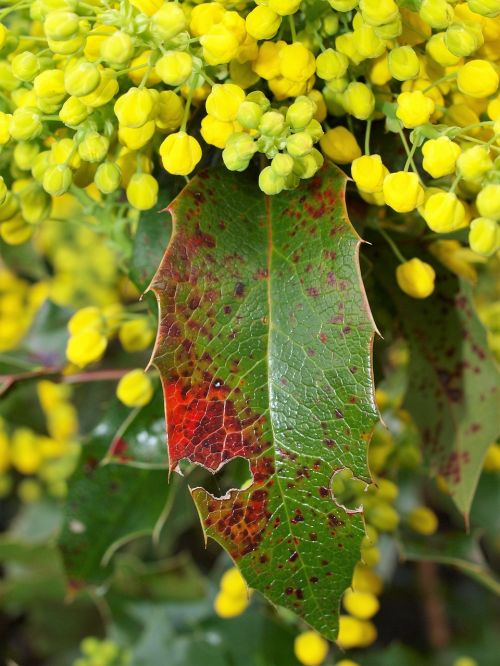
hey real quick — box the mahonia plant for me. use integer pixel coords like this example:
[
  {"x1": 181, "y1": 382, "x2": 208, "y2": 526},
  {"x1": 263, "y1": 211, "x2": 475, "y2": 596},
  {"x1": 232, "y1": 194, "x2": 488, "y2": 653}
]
[{"x1": 1, "y1": 0, "x2": 500, "y2": 651}]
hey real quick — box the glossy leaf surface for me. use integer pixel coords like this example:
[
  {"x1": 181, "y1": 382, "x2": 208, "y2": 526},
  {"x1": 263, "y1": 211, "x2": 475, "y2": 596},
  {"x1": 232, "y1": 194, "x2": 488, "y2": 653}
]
[{"x1": 150, "y1": 165, "x2": 378, "y2": 639}]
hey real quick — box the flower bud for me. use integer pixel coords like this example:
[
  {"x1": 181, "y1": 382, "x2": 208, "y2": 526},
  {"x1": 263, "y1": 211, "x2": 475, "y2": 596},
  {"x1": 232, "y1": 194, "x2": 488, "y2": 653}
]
[
  {"x1": 236, "y1": 101, "x2": 263, "y2": 129},
  {"x1": 259, "y1": 166, "x2": 285, "y2": 195},
  {"x1": 78, "y1": 132, "x2": 109, "y2": 163},
  {"x1": 151, "y1": 2, "x2": 187, "y2": 40},
  {"x1": 359, "y1": 0, "x2": 399, "y2": 26},
  {"x1": 419, "y1": 0, "x2": 454, "y2": 29},
  {"x1": 42, "y1": 164, "x2": 72, "y2": 196},
  {"x1": 388, "y1": 46, "x2": 419, "y2": 81},
  {"x1": 320, "y1": 126, "x2": 361, "y2": 163},
  {"x1": 445, "y1": 22, "x2": 483, "y2": 57},
  {"x1": 422, "y1": 137, "x2": 461, "y2": 178},
  {"x1": 407, "y1": 506, "x2": 438, "y2": 535},
  {"x1": 373, "y1": 16, "x2": 402, "y2": 39},
  {"x1": 14, "y1": 143, "x2": 40, "y2": 172},
  {"x1": 9, "y1": 108, "x2": 42, "y2": 141},
  {"x1": 206, "y1": 83, "x2": 245, "y2": 122},
  {"x1": 476, "y1": 184, "x2": 500, "y2": 220},
  {"x1": 426, "y1": 32, "x2": 461, "y2": 67},
  {"x1": 11, "y1": 51, "x2": 40, "y2": 82},
  {"x1": 383, "y1": 172, "x2": 424, "y2": 212},
  {"x1": 44, "y1": 11, "x2": 79, "y2": 41},
  {"x1": 292, "y1": 149, "x2": 324, "y2": 179},
  {"x1": 0, "y1": 215, "x2": 33, "y2": 245},
  {"x1": 0, "y1": 176, "x2": 6, "y2": 206},
  {"x1": 64, "y1": 60, "x2": 101, "y2": 97},
  {"x1": 222, "y1": 133, "x2": 256, "y2": 171},
  {"x1": 114, "y1": 87, "x2": 155, "y2": 128},
  {"x1": 33, "y1": 69, "x2": 65, "y2": 98},
  {"x1": 259, "y1": 110, "x2": 285, "y2": 137},
  {"x1": 94, "y1": 162, "x2": 121, "y2": 194},
  {"x1": 351, "y1": 154, "x2": 387, "y2": 193},
  {"x1": 19, "y1": 188, "x2": 51, "y2": 224},
  {"x1": 246, "y1": 6, "x2": 281, "y2": 40},
  {"x1": 396, "y1": 90, "x2": 435, "y2": 128},
  {"x1": 155, "y1": 51, "x2": 192, "y2": 86},
  {"x1": 354, "y1": 23, "x2": 386, "y2": 59},
  {"x1": 286, "y1": 96, "x2": 316, "y2": 130},
  {"x1": 47, "y1": 34, "x2": 85, "y2": 56},
  {"x1": 467, "y1": 0, "x2": 500, "y2": 17},
  {"x1": 126, "y1": 173, "x2": 159, "y2": 211},
  {"x1": 457, "y1": 60, "x2": 499, "y2": 98},
  {"x1": 396, "y1": 258, "x2": 436, "y2": 299},
  {"x1": 119, "y1": 319, "x2": 154, "y2": 352},
  {"x1": 343, "y1": 82, "x2": 375, "y2": 120},
  {"x1": 59, "y1": 96, "x2": 89, "y2": 126},
  {"x1": 66, "y1": 330, "x2": 107, "y2": 368},
  {"x1": 286, "y1": 132, "x2": 313, "y2": 158},
  {"x1": 457, "y1": 146, "x2": 493, "y2": 181},
  {"x1": 316, "y1": 49, "x2": 349, "y2": 80},
  {"x1": 469, "y1": 217, "x2": 500, "y2": 256},
  {"x1": 100, "y1": 31, "x2": 134, "y2": 65},
  {"x1": 421, "y1": 192, "x2": 466, "y2": 233},
  {"x1": 279, "y1": 42, "x2": 315, "y2": 83},
  {"x1": 271, "y1": 153, "x2": 294, "y2": 177},
  {"x1": 116, "y1": 370, "x2": 153, "y2": 407},
  {"x1": 159, "y1": 131, "x2": 202, "y2": 175}
]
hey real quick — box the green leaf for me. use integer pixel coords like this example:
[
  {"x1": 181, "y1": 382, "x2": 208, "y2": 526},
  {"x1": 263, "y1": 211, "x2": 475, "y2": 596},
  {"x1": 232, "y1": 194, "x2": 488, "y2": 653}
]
[
  {"x1": 399, "y1": 533, "x2": 500, "y2": 596},
  {"x1": 373, "y1": 244, "x2": 500, "y2": 517},
  {"x1": 58, "y1": 439, "x2": 170, "y2": 585},
  {"x1": 149, "y1": 164, "x2": 378, "y2": 640}
]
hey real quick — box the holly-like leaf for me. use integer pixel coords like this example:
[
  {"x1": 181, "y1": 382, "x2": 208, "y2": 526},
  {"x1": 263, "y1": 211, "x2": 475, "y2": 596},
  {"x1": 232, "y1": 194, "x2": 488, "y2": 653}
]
[
  {"x1": 373, "y1": 245, "x2": 500, "y2": 517},
  {"x1": 149, "y1": 165, "x2": 378, "y2": 639}
]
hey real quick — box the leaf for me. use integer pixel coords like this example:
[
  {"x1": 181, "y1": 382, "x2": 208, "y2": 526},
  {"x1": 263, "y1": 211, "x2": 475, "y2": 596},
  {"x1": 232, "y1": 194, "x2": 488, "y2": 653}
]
[
  {"x1": 399, "y1": 533, "x2": 500, "y2": 596},
  {"x1": 372, "y1": 243, "x2": 500, "y2": 517},
  {"x1": 59, "y1": 439, "x2": 170, "y2": 585},
  {"x1": 149, "y1": 164, "x2": 378, "y2": 640}
]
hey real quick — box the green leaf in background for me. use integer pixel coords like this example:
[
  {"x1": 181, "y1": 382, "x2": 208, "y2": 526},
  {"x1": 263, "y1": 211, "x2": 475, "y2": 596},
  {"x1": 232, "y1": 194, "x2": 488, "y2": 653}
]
[
  {"x1": 399, "y1": 532, "x2": 500, "y2": 596},
  {"x1": 149, "y1": 164, "x2": 378, "y2": 640},
  {"x1": 58, "y1": 438, "x2": 170, "y2": 585},
  {"x1": 374, "y1": 245, "x2": 500, "y2": 518}
]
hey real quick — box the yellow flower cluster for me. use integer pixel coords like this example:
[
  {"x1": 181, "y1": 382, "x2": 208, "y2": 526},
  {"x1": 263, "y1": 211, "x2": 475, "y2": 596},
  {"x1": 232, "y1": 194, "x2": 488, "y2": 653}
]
[
  {"x1": 0, "y1": 0, "x2": 499, "y2": 298},
  {"x1": 0, "y1": 380, "x2": 80, "y2": 501}
]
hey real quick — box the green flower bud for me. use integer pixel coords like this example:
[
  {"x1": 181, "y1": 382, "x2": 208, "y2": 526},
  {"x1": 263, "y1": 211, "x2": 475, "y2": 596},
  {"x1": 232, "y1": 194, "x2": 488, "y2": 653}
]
[
  {"x1": 388, "y1": 46, "x2": 420, "y2": 81},
  {"x1": 286, "y1": 131, "x2": 313, "y2": 158},
  {"x1": 59, "y1": 96, "x2": 89, "y2": 127},
  {"x1": 322, "y1": 14, "x2": 339, "y2": 36},
  {"x1": 100, "y1": 31, "x2": 134, "y2": 65},
  {"x1": 9, "y1": 108, "x2": 42, "y2": 141},
  {"x1": 325, "y1": 76, "x2": 348, "y2": 93},
  {"x1": 259, "y1": 110, "x2": 285, "y2": 137},
  {"x1": 236, "y1": 101, "x2": 263, "y2": 129},
  {"x1": 271, "y1": 153, "x2": 294, "y2": 177},
  {"x1": 20, "y1": 187, "x2": 51, "y2": 224},
  {"x1": 467, "y1": 0, "x2": 500, "y2": 18},
  {"x1": 32, "y1": 151, "x2": 52, "y2": 183},
  {"x1": 47, "y1": 34, "x2": 85, "y2": 55},
  {"x1": 292, "y1": 148, "x2": 324, "y2": 179},
  {"x1": 0, "y1": 176, "x2": 6, "y2": 206},
  {"x1": 94, "y1": 162, "x2": 121, "y2": 194},
  {"x1": 305, "y1": 119, "x2": 323, "y2": 141},
  {"x1": 11, "y1": 51, "x2": 40, "y2": 82},
  {"x1": 42, "y1": 164, "x2": 72, "y2": 196},
  {"x1": 78, "y1": 132, "x2": 109, "y2": 163},
  {"x1": 373, "y1": 16, "x2": 402, "y2": 40},
  {"x1": 44, "y1": 11, "x2": 79, "y2": 41},
  {"x1": 222, "y1": 133, "x2": 256, "y2": 172},
  {"x1": 316, "y1": 48, "x2": 349, "y2": 81},
  {"x1": 13, "y1": 143, "x2": 40, "y2": 171},
  {"x1": 259, "y1": 166, "x2": 285, "y2": 195},
  {"x1": 286, "y1": 95, "x2": 315, "y2": 130},
  {"x1": 64, "y1": 60, "x2": 101, "y2": 97},
  {"x1": 419, "y1": 0, "x2": 454, "y2": 29},
  {"x1": 0, "y1": 191, "x2": 20, "y2": 222},
  {"x1": 445, "y1": 22, "x2": 484, "y2": 57},
  {"x1": 246, "y1": 91, "x2": 271, "y2": 111}
]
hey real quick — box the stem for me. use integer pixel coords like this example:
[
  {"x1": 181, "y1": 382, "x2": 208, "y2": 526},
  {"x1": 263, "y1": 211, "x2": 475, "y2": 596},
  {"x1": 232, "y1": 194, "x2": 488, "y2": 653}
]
[
  {"x1": 364, "y1": 119, "x2": 372, "y2": 156},
  {"x1": 422, "y1": 72, "x2": 457, "y2": 94},
  {"x1": 181, "y1": 84, "x2": 194, "y2": 132},
  {"x1": 378, "y1": 226, "x2": 407, "y2": 264},
  {"x1": 288, "y1": 14, "x2": 297, "y2": 41},
  {"x1": 417, "y1": 562, "x2": 451, "y2": 649},
  {"x1": 0, "y1": 367, "x2": 136, "y2": 396},
  {"x1": 448, "y1": 172, "x2": 461, "y2": 194},
  {"x1": 398, "y1": 125, "x2": 420, "y2": 178},
  {"x1": 404, "y1": 138, "x2": 418, "y2": 171}
]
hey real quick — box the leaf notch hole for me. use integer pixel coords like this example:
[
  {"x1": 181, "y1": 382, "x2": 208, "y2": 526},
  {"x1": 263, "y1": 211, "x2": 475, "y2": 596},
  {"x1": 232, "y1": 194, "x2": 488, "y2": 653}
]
[{"x1": 330, "y1": 467, "x2": 368, "y2": 514}]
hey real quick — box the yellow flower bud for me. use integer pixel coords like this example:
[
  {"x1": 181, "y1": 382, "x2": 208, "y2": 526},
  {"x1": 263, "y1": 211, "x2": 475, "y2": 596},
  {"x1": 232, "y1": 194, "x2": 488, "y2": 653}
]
[
  {"x1": 200, "y1": 115, "x2": 235, "y2": 149},
  {"x1": 0, "y1": 215, "x2": 33, "y2": 245},
  {"x1": 468, "y1": 217, "x2": 500, "y2": 256},
  {"x1": 80, "y1": 69, "x2": 118, "y2": 108},
  {"x1": 426, "y1": 32, "x2": 461, "y2": 67},
  {"x1": 64, "y1": 60, "x2": 100, "y2": 97},
  {"x1": 126, "y1": 173, "x2": 159, "y2": 211},
  {"x1": 483, "y1": 443, "x2": 500, "y2": 471},
  {"x1": 456, "y1": 146, "x2": 493, "y2": 181},
  {"x1": 159, "y1": 131, "x2": 202, "y2": 176},
  {"x1": 359, "y1": 0, "x2": 399, "y2": 27},
  {"x1": 206, "y1": 83, "x2": 245, "y2": 122},
  {"x1": 222, "y1": 133, "x2": 256, "y2": 171},
  {"x1": 246, "y1": 6, "x2": 281, "y2": 40},
  {"x1": 201, "y1": 25, "x2": 240, "y2": 66},
  {"x1": 320, "y1": 126, "x2": 362, "y2": 163},
  {"x1": 421, "y1": 136, "x2": 461, "y2": 178},
  {"x1": 445, "y1": 22, "x2": 484, "y2": 58},
  {"x1": 19, "y1": 187, "x2": 51, "y2": 224},
  {"x1": 419, "y1": 0, "x2": 454, "y2": 30},
  {"x1": 476, "y1": 184, "x2": 500, "y2": 220},
  {"x1": 396, "y1": 258, "x2": 436, "y2": 299},
  {"x1": 114, "y1": 87, "x2": 155, "y2": 128},
  {"x1": 0, "y1": 176, "x2": 6, "y2": 206},
  {"x1": 44, "y1": 11, "x2": 79, "y2": 41},
  {"x1": 279, "y1": 43, "x2": 315, "y2": 82},
  {"x1": 337, "y1": 616, "x2": 377, "y2": 649},
  {"x1": 457, "y1": 60, "x2": 499, "y2": 98},
  {"x1": 155, "y1": 51, "x2": 192, "y2": 86},
  {"x1": 116, "y1": 369, "x2": 154, "y2": 407},
  {"x1": 316, "y1": 48, "x2": 349, "y2": 81},
  {"x1": 78, "y1": 132, "x2": 109, "y2": 163},
  {"x1": 343, "y1": 589, "x2": 380, "y2": 620},
  {"x1": 42, "y1": 164, "x2": 72, "y2": 196},
  {"x1": 351, "y1": 154, "x2": 387, "y2": 193},
  {"x1": 118, "y1": 319, "x2": 154, "y2": 352},
  {"x1": 294, "y1": 631, "x2": 329, "y2": 666},
  {"x1": 100, "y1": 31, "x2": 134, "y2": 65},
  {"x1": 383, "y1": 171, "x2": 424, "y2": 212},
  {"x1": 59, "y1": 96, "x2": 89, "y2": 127},
  {"x1": 388, "y1": 46, "x2": 420, "y2": 81},
  {"x1": 396, "y1": 90, "x2": 435, "y2": 128},
  {"x1": 94, "y1": 162, "x2": 121, "y2": 194},
  {"x1": 213, "y1": 591, "x2": 249, "y2": 618},
  {"x1": 268, "y1": 0, "x2": 301, "y2": 15},
  {"x1": 9, "y1": 108, "x2": 42, "y2": 141},
  {"x1": 467, "y1": 0, "x2": 500, "y2": 17},
  {"x1": 422, "y1": 192, "x2": 466, "y2": 233},
  {"x1": 68, "y1": 306, "x2": 103, "y2": 335},
  {"x1": 130, "y1": 0, "x2": 163, "y2": 16},
  {"x1": 10, "y1": 429, "x2": 42, "y2": 474},
  {"x1": 118, "y1": 120, "x2": 155, "y2": 150},
  {"x1": 151, "y1": 2, "x2": 187, "y2": 39},
  {"x1": 407, "y1": 506, "x2": 438, "y2": 535},
  {"x1": 66, "y1": 329, "x2": 107, "y2": 367},
  {"x1": 344, "y1": 81, "x2": 375, "y2": 120},
  {"x1": 352, "y1": 563, "x2": 383, "y2": 595},
  {"x1": 12, "y1": 51, "x2": 40, "y2": 82},
  {"x1": 259, "y1": 165, "x2": 285, "y2": 194},
  {"x1": 33, "y1": 69, "x2": 65, "y2": 98}
]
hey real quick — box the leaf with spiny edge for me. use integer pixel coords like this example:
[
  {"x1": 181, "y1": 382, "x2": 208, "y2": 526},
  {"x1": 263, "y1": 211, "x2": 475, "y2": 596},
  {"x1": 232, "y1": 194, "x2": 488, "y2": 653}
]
[{"x1": 149, "y1": 164, "x2": 378, "y2": 640}]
